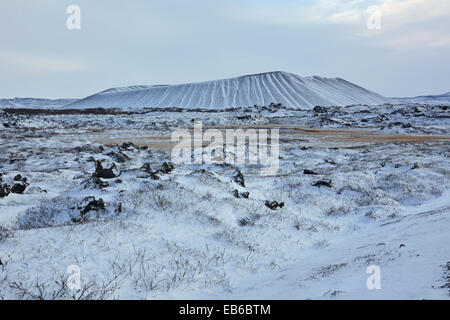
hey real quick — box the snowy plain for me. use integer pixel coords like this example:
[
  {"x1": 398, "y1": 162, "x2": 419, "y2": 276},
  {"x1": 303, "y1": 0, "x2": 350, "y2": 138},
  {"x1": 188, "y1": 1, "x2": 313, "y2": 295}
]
[{"x1": 0, "y1": 102, "x2": 449, "y2": 300}]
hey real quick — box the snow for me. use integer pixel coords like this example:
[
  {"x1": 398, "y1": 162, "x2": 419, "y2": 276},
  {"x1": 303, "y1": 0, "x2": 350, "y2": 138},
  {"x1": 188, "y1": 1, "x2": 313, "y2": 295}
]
[
  {"x1": 0, "y1": 98, "x2": 77, "y2": 109},
  {"x1": 213, "y1": 190, "x2": 450, "y2": 299},
  {"x1": 393, "y1": 92, "x2": 450, "y2": 105},
  {"x1": 0, "y1": 103, "x2": 449, "y2": 300},
  {"x1": 62, "y1": 71, "x2": 389, "y2": 110}
]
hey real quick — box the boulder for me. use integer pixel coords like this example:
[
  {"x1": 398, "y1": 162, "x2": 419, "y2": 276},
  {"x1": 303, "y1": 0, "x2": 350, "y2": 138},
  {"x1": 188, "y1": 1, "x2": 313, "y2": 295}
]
[
  {"x1": 265, "y1": 200, "x2": 284, "y2": 210},
  {"x1": 159, "y1": 162, "x2": 174, "y2": 174},
  {"x1": 11, "y1": 183, "x2": 27, "y2": 194},
  {"x1": 79, "y1": 197, "x2": 106, "y2": 217},
  {"x1": 0, "y1": 184, "x2": 10, "y2": 198},
  {"x1": 232, "y1": 169, "x2": 245, "y2": 187},
  {"x1": 93, "y1": 161, "x2": 116, "y2": 179},
  {"x1": 313, "y1": 179, "x2": 332, "y2": 188}
]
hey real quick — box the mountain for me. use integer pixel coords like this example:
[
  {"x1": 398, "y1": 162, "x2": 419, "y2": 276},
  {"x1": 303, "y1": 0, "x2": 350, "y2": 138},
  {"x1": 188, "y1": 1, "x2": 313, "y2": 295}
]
[
  {"x1": 63, "y1": 71, "x2": 389, "y2": 110},
  {"x1": 0, "y1": 98, "x2": 77, "y2": 109},
  {"x1": 393, "y1": 92, "x2": 450, "y2": 104}
]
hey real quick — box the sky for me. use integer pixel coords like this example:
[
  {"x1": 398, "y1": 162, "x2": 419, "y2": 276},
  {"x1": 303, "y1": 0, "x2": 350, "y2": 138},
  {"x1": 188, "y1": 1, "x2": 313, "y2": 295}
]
[{"x1": 0, "y1": 0, "x2": 449, "y2": 99}]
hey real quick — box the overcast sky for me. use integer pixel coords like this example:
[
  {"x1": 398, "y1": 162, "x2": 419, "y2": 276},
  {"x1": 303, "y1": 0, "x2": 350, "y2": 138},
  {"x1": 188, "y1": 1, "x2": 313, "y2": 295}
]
[{"x1": 0, "y1": 0, "x2": 449, "y2": 99}]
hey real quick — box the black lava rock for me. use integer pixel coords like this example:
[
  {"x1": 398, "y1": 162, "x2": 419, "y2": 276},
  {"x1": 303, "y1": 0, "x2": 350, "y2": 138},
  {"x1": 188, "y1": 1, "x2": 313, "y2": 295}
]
[
  {"x1": 159, "y1": 162, "x2": 174, "y2": 174},
  {"x1": 232, "y1": 169, "x2": 245, "y2": 187},
  {"x1": 11, "y1": 183, "x2": 27, "y2": 194},
  {"x1": 265, "y1": 200, "x2": 284, "y2": 210},
  {"x1": 313, "y1": 180, "x2": 332, "y2": 188},
  {"x1": 93, "y1": 161, "x2": 116, "y2": 179},
  {"x1": 0, "y1": 184, "x2": 10, "y2": 198},
  {"x1": 80, "y1": 197, "x2": 106, "y2": 216}
]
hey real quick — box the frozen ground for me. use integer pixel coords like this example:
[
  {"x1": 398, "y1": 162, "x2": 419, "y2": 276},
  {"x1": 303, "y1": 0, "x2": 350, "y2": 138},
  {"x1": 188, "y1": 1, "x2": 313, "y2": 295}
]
[{"x1": 0, "y1": 103, "x2": 449, "y2": 299}]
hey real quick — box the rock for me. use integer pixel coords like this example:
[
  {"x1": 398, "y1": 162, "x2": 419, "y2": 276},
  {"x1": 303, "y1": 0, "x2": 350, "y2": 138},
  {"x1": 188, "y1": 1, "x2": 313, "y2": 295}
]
[
  {"x1": 313, "y1": 179, "x2": 332, "y2": 188},
  {"x1": 11, "y1": 183, "x2": 27, "y2": 194},
  {"x1": 265, "y1": 200, "x2": 284, "y2": 210},
  {"x1": 323, "y1": 290, "x2": 345, "y2": 298},
  {"x1": 120, "y1": 142, "x2": 138, "y2": 150},
  {"x1": 83, "y1": 176, "x2": 109, "y2": 189},
  {"x1": 0, "y1": 184, "x2": 10, "y2": 198},
  {"x1": 141, "y1": 162, "x2": 173, "y2": 179},
  {"x1": 6, "y1": 174, "x2": 29, "y2": 194},
  {"x1": 303, "y1": 169, "x2": 318, "y2": 175},
  {"x1": 93, "y1": 161, "x2": 116, "y2": 179},
  {"x1": 390, "y1": 121, "x2": 411, "y2": 129},
  {"x1": 12, "y1": 174, "x2": 28, "y2": 184},
  {"x1": 232, "y1": 169, "x2": 245, "y2": 187},
  {"x1": 149, "y1": 172, "x2": 160, "y2": 180},
  {"x1": 159, "y1": 162, "x2": 174, "y2": 174},
  {"x1": 79, "y1": 197, "x2": 106, "y2": 217},
  {"x1": 139, "y1": 163, "x2": 160, "y2": 180},
  {"x1": 141, "y1": 163, "x2": 152, "y2": 174},
  {"x1": 233, "y1": 189, "x2": 250, "y2": 199},
  {"x1": 106, "y1": 148, "x2": 129, "y2": 163},
  {"x1": 269, "y1": 102, "x2": 283, "y2": 109},
  {"x1": 239, "y1": 217, "x2": 254, "y2": 227},
  {"x1": 313, "y1": 106, "x2": 328, "y2": 114}
]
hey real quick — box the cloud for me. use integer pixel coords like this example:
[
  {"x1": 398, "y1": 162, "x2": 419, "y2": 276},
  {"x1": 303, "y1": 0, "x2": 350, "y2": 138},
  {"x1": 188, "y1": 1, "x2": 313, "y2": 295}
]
[
  {"x1": 222, "y1": 0, "x2": 367, "y2": 27},
  {"x1": 0, "y1": 52, "x2": 84, "y2": 73},
  {"x1": 382, "y1": 30, "x2": 450, "y2": 48},
  {"x1": 361, "y1": 0, "x2": 450, "y2": 48},
  {"x1": 378, "y1": 0, "x2": 450, "y2": 23},
  {"x1": 223, "y1": 0, "x2": 450, "y2": 48}
]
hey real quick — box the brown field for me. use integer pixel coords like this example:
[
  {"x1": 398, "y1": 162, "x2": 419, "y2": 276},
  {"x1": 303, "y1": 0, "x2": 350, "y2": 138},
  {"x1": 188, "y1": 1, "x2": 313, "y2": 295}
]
[{"x1": 96, "y1": 126, "x2": 450, "y2": 150}]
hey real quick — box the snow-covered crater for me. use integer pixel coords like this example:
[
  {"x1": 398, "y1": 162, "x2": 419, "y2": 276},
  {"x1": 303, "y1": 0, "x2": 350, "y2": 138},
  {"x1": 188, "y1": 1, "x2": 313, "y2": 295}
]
[{"x1": 62, "y1": 71, "x2": 389, "y2": 110}]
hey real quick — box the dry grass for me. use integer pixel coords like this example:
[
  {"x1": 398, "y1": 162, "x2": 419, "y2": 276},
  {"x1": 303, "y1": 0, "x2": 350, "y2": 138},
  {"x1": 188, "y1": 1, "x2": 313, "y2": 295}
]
[{"x1": 94, "y1": 126, "x2": 449, "y2": 150}]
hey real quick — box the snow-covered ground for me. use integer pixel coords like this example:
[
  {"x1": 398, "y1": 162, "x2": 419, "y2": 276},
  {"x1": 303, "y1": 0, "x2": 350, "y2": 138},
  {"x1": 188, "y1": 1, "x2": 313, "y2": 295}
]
[
  {"x1": 0, "y1": 98, "x2": 77, "y2": 109},
  {"x1": 393, "y1": 92, "x2": 450, "y2": 105},
  {"x1": 0, "y1": 103, "x2": 449, "y2": 299}
]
